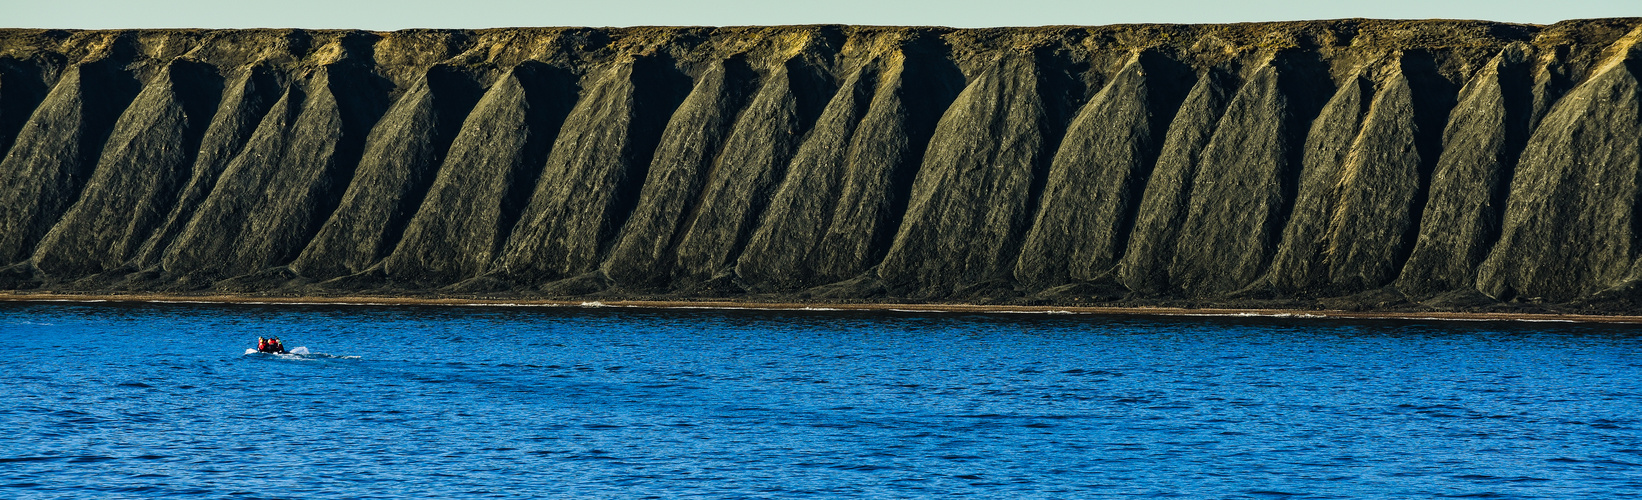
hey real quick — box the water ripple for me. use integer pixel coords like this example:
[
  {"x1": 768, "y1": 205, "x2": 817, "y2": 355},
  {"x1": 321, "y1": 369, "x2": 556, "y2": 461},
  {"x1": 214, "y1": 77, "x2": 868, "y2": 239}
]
[{"x1": 2, "y1": 302, "x2": 1639, "y2": 498}]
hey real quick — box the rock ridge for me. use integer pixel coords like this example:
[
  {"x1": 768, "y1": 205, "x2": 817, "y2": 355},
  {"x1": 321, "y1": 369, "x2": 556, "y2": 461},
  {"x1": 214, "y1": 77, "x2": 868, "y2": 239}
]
[{"x1": 1, "y1": 19, "x2": 1641, "y2": 315}]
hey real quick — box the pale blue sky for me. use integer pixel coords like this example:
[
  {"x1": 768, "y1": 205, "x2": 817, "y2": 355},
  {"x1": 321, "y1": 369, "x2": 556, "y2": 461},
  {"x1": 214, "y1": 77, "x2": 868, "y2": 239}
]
[{"x1": 10, "y1": 0, "x2": 1638, "y2": 29}]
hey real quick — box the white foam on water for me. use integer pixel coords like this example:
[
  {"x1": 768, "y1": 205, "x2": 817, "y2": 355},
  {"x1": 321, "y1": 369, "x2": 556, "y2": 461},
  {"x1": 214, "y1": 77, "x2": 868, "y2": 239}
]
[
  {"x1": 456, "y1": 302, "x2": 573, "y2": 308},
  {"x1": 1166, "y1": 311, "x2": 1330, "y2": 319},
  {"x1": 663, "y1": 304, "x2": 853, "y2": 313},
  {"x1": 244, "y1": 346, "x2": 339, "y2": 358},
  {"x1": 239, "y1": 300, "x2": 399, "y2": 307},
  {"x1": 988, "y1": 309, "x2": 1077, "y2": 315}
]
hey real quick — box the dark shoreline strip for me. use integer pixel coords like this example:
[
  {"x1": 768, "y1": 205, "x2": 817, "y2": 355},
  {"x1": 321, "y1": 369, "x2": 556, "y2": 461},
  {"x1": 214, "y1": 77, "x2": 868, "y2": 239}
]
[{"x1": 2, "y1": 292, "x2": 1638, "y2": 324}]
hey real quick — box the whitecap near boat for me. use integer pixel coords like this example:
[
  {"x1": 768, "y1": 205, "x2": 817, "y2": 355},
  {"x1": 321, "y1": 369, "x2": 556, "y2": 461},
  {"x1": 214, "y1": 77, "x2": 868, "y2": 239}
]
[{"x1": 243, "y1": 346, "x2": 313, "y2": 356}]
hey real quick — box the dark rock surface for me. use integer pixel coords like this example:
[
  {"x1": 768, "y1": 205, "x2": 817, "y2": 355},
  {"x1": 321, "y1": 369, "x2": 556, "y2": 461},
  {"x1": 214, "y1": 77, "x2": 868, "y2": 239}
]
[
  {"x1": 1476, "y1": 28, "x2": 1642, "y2": 303},
  {"x1": 291, "y1": 65, "x2": 480, "y2": 280},
  {"x1": 1116, "y1": 69, "x2": 1234, "y2": 295},
  {"x1": 0, "y1": 59, "x2": 139, "y2": 265},
  {"x1": 877, "y1": 51, "x2": 1056, "y2": 298},
  {"x1": 669, "y1": 53, "x2": 829, "y2": 289},
  {"x1": 380, "y1": 62, "x2": 576, "y2": 287},
  {"x1": 1168, "y1": 58, "x2": 1316, "y2": 297},
  {"x1": 3, "y1": 21, "x2": 1642, "y2": 315},
  {"x1": 1014, "y1": 53, "x2": 1188, "y2": 288},
  {"x1": 33, "y1": 60, "x2": 220, "y2": 278},
  {"x1": 603, "y1": 57, "x2": 754, "y2": 289},
  {"x1": 1397, "y1": 44, "x2": 1534, "y2": 297},
  {"x1": 496, "y1": 56, "x2": 688, "y2": 287}
]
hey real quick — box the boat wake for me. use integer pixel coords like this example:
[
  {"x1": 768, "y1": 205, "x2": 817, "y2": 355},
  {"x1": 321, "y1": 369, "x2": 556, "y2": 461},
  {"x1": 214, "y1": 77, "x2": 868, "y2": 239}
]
[{"x1": 242, "y1": 346, "x2": 359, "y2": 360}]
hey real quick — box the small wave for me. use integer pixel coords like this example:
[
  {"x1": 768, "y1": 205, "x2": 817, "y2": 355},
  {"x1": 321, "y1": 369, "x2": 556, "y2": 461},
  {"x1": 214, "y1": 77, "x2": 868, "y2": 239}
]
[
  {"x1": 0, "y1": 456, "x2": 64, "y2": 463},
  {"x1": 67, "y1": 456, "x2": 116, "y2": 463}
]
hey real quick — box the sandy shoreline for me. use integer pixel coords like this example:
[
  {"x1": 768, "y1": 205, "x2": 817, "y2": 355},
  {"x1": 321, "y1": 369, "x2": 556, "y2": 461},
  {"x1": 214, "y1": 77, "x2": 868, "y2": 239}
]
[{"x1": 4, "y1": 291, "x2": 1642, "y2": 324}]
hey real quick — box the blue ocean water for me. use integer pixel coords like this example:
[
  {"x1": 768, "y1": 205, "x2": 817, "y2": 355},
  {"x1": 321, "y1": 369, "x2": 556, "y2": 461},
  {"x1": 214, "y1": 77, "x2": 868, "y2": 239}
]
[{"x1": 2, "y1": 302, "x2": 1640, "y2": 499}]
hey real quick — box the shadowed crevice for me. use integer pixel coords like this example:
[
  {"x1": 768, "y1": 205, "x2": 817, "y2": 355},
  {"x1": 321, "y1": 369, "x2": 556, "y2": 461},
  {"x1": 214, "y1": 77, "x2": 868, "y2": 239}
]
[
  {"x1": 492, "y1": 55, "x2": 692, "y2": 286},
  {"x1": 1383, "y1": 50, "x2": 1461, "y2": 290},
  {"x1": 600, "y1": 56, "x2": 762, "y2": 289},
  {"x1": 0, "y1": 58, "x2": 52, "y2": 164},
  {"x1": 158, "y1": 63, "x2": 392, "y2": 282},
  {"x1": 666, "y1": 54, "x2": 838, "y2": 291},
  {"x1": 291, "y1": 64, "x2": 484, "y2": 279},
  {"x1": 0, "y1": 59, "x2": 142, "y2": 266},
  {"x1": 1013, "y1": 50, "x2": 1193, "y2": 289},
  {"x1": 379, "y1": 61, "x2": 579, "y2": 287},
  {"x1": 131, "y1": 65, "x2": 283, "y2": 271},
  {"x1": 32, "y1": 59, "x2": 225, "y2": 278},
  {"x1": 1117, "y1": 68, "x2": 1237, "y2": 295}
]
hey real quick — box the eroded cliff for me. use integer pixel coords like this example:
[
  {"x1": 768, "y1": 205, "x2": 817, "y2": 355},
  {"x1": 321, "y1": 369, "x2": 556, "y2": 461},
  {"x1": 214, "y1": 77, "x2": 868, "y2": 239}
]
[{"x1": 2, "y1": 20, "x2": 1641, "y2": 313}]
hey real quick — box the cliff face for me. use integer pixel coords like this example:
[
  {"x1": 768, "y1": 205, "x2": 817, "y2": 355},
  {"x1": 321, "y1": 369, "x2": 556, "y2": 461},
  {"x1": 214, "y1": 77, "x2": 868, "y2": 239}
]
[{"x1": 3, "y1": 20, "x2": 1642, "y2": 312}]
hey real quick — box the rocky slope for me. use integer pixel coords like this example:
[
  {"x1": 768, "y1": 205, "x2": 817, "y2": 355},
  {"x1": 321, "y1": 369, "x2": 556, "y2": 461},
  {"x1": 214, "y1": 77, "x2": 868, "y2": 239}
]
[{"x1": 2, "y1": 20, "x2": 1641, "y2": 313}]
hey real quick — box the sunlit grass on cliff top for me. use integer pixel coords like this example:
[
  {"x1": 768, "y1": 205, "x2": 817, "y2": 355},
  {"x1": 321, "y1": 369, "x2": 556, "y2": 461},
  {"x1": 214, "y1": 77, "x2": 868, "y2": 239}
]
[{"x1": 7, "y1": 0, "x2": 1639, "y2": 30}]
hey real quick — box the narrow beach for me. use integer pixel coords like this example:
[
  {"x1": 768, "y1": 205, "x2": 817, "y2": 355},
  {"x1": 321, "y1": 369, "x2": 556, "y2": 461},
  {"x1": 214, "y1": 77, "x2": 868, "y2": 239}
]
[{"x1": 5, "y1": 292, "x2": 1641, "y2": 324}]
